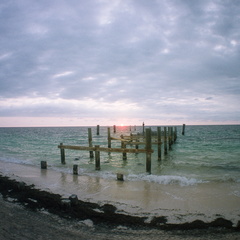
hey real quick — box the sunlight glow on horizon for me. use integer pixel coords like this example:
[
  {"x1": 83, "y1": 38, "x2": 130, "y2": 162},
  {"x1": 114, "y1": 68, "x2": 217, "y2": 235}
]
[{"x1": 0, "y1": 117, "x2": 239, "y2": 128}]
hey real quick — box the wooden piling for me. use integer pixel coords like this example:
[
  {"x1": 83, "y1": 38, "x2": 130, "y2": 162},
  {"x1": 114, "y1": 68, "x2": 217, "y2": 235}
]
[
  {"x1": 182, "y1": 124, "x2": 186, "y2": 135},
  {"x1": 164, "y1": 127, "x2": 167, "y2": 155},
  {"x1": 117, "y1": 173, "x2": 124, "y2": 181},
  {"x1": 88, "y1": 128, "x2": 94, "y2": 158},
  {"x1": 108, "y1": 127, "x2": 111, "y2": 148},
  {"x1": 168, "y1": 127, "x2": 171, "y2": 149},
  {"x1": 41, "y1": 161, "x2": 47, "y2": 169},
  {"x1": 174, "y1": 126, "x2": 177, "y2": 141},
  {"x1": 113, "y1": 125, "x2": 116, "y2": 133},
  {"x1": 171, "y1": 127, "x2": 175, "y2": 144},
  {"x1": 60, "y1": 143, "x2": 66, "y2": 164},
  {"x1": 121, "y1": 137, "x2": 127, "y2": 160},
  {"x1": 145, "y1": 128, "x2": 152, "y2": 173},
  {"x1": 97, "y1": 125, "x2": 100, "y2": 135},
  {"x1": 73, "y1": 164, "x2": 78, "y2": 175},
  {"x1": 95, "y1": 145, "x2": 100, "y2": 170},
  {"x1": 142, "y1": 122, "x2": 145, "y2": 134},
  {"x1": 157, "y1": 127, "x2": 162, "y2": 161}
]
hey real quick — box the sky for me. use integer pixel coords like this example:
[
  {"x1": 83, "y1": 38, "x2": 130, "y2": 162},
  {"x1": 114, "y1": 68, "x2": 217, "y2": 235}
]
[{"x1": 0, "y1": 0, "x2": 240, "y2": 127}]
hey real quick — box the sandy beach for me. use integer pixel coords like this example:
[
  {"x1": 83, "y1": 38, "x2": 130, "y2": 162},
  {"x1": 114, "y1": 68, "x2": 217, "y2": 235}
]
[
  {"x1": 1, "y1": 195, "x2": 240, "y2": 240},
  {"x1": 0, "y1": 161, "x2": 240, "y2": 239}
]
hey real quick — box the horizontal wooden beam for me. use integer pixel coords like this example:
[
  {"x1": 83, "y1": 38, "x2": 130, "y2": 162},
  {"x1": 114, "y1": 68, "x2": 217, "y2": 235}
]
[{"x1": 58, "y1": 145, "x2": 154, "y2": 153}]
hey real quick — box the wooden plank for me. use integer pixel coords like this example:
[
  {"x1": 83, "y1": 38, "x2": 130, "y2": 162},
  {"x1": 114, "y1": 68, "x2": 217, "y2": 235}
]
[{"x1": 58, "y1": 145, "x2": 153, "y2": 153}]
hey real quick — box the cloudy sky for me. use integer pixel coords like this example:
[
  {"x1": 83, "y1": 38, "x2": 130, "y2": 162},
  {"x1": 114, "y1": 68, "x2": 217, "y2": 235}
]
[{"x1": 0, "y1": 0, "x2": 239, "y2": 127}]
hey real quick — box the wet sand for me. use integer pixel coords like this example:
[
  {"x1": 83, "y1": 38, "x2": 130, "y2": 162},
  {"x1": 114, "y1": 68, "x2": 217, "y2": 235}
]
[
  {"x1": 1, "y1": 161, "x2": 239, "y2": 226},
  {"x1": 0, "y1": 160, "x2": 240, "y2": 239}
]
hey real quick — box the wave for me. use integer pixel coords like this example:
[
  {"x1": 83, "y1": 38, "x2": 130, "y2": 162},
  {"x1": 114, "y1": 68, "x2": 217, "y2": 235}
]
[{"x1": 127, "y1": 174, "x2": 205, "y2": 186}]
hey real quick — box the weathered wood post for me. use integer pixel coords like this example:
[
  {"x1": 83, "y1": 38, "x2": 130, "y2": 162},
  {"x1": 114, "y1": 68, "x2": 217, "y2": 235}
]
[
  {"x1": 171, "y1": 127, "x2": 175, "y2": 144},
  {"x1": 135, "y1": 138, "x2": 139, "y2": 151},
  {"x1": 157, "y1": 127, "x2": 162, "y2": 161},
  {"x1": 164, "y1": 127, "x2": 167, "y2": 155},
  {"x1": 146, "y1": 128, "x2": 152, "y2": 173},
  {"x1": 121, "y1": 135, "x2": 127, "y2": 160},
  {"x1": 117, "y1": 173, "x2": 124, "y2": 181},
  {"x1": 182, "y1": 124, "x2": 185, "y2": 135},
  {"x1": 97, "y1": 125, "x2": 100, "y2": 135},
  {"x1": 130, "y1": 125, "x2": 131, "y2": 131},
  {"x1": 73, "y1": 164, "x2": 78, "y2": 175},
  {"x1": 88, "y1": 128, "x2": 94, "y2": 158},
  {"x1": 174, "y1": 126, "x2": 177, "y2": 142},
  {"x1": 95, "y1": 145, "x2": 100, "y2": 170},
  {"x1": 168, "y1": 127, "x2": 171, "y2": 149},
  {"x1": 60, "y1": 143, "x2": 66, "y2": 164},
  {"x1": 41, "y1": 161, "x2": 47, "y2": 169},
  {"x1": 108, "y1": 127, "x2": 111, "y2": 148},
  {"x1": 113, "y1": 125, "x2": 116, "y2": 133},
  {"x1": 142, "y1": 122, "x2": 145, "y2": 134}
]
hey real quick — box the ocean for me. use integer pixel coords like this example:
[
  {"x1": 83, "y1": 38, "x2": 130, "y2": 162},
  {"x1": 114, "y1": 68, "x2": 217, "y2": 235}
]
[
  {"x1": 0, "y1": 125, "x2": 239, "y2": 186},
  {"x1": 1, "y1": 124, "x2": 240, "y2": 226}
]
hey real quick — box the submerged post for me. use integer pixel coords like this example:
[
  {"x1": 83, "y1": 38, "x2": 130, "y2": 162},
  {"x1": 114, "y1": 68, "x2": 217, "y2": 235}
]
[
  {"x1": 97, "y1": 125, "x2": 100, "y2": 135},
  {"x1": 88, "y1": 128, "x2": 94, "y2": 158},
  {"x1": 117, "y1": 173, "x2": 124, "y2": 181},
  {"x1": 164, "y1": 127, "x2": 167, "y2": 155},
  {"x1": 145, "y1": 128, "x2": 152, "y2": 173},
  {"x1": 60, "y1": 143, "x2": 66, "y2": 164},
  {"x1": 157, "y1": 127, "x2": 162, "y2": 161},
  {"x1": 95, "y1": 145, "x2": 100, "y2": 170},
  {"x1": 182, "y1": 124, "x2": 186, "y2": 135},
  {"x1": 73, "y1": 164, "x2": 78, "y2": 175}
]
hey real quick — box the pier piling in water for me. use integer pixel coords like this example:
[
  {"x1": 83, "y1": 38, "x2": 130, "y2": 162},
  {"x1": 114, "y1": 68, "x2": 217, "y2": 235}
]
[
  {"x1": 60, "y1": 143, "x2": 66, "y2": 164},
  {"x1": 117, "y1": 173, "x2": 124, "y2": 181},
  {"x1": 174, "y1": 126, "x2": 177, "y2": 141},
  {"x1": 88, "y1": 128, "x2": 94, "y2": 158},
  {"x1": 41, "y1": 161, "x2": 47, "y2": 169},
  {"x1": 57, "y1": 124, "x2": 179, "y2": 174},
  {"x1": 164, "y1": 127, "x2": 167, "y2": 155},
  {"x1": 73, "y1": 164, "x2": 78, "y2": 175},
  {"x1": 97, "y1": 125, "x2": 100, "y2": 135},
  {"x1": 108, "y1": 127, "x2": 111, "y2": 148},
  {"x1": 95, "y1": 145, "x2": 100, "y2": 170},
  {"x1": 182, "y1": 124, "x2": 186, "y2": 135},
  {"x1": 146, "y1": 128, "x2": 152, "y2": 174},
  {"x1": 157, "y1": 127, "x2": 162, "y2": 161}
]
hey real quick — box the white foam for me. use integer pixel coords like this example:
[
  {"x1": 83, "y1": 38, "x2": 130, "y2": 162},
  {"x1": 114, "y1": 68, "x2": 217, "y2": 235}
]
[
  {"x1": 79, "y1": 219, "x2": 94, "y2": 228},
  {"x1": 127, "y1": 174, "x2": 204, "y2": 186}
]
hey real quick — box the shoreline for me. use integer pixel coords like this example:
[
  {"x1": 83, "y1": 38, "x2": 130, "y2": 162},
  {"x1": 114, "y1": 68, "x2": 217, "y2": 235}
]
[
  {"x1": 0, "y1": 161, "x2": 240, "y2": 230},
  {"x1": 0, "y1": 174, "x2": 239, "y2": 231}
]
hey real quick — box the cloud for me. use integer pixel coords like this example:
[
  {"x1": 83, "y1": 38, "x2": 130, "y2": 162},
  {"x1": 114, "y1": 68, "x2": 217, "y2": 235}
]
[{"x1": 0, "y1": 0, "x2": 240, "y2": 126}]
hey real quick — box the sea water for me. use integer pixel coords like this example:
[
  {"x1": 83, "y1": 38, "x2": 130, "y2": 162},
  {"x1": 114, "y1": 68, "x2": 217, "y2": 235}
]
[{"x1": 0, "y1": 125, "x2": 240, "y2": 186}]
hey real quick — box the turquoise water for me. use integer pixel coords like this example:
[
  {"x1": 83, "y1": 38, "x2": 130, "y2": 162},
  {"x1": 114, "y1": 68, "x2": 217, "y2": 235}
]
[{"x1": 0, "y1": 125, "x2": 239, "y2": 185}]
